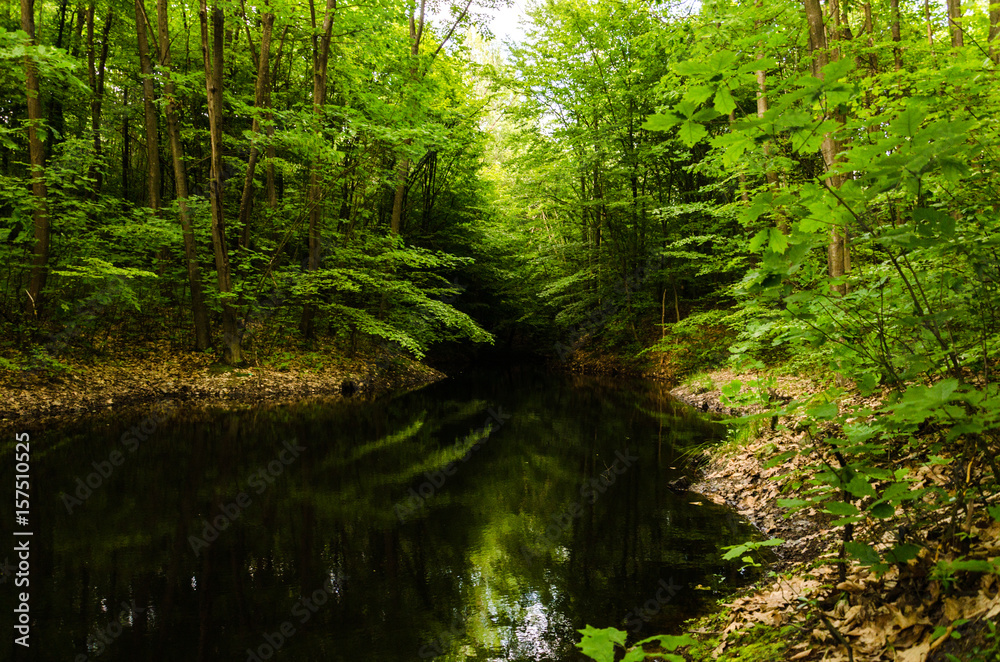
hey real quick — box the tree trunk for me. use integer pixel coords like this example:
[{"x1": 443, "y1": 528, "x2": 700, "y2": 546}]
[
  {"x1": 389, "y1": 0, "x2": 427, "y2": 237},
  {"x1": 925, "y1": 0, "x2": 936, "y2": 53},
  {"x1": 989, "y1": 0, "x2": 999, "y2": 63},
  {"x1": 862, "y1": 2, "x2": 877, "y2": 74},
  {"x1": 121, "y1": 87, "x2": 130, "y2": 201},
  {"x1": 200, "y1": 0, "x2": 242, "y2": 364},
  {"x1": 237, "y1": 8, "x2": 274, "y2": 250},
  {"x1": 135, "y1": 0, "x2": 160, "y2": 210},
  {"x1": 22, "y1": 0, "x2": 49, "y2": 317},
  {"x1": 804, "y1": 0, "x2": 849, "y2": 293},
  {"x1": 265, "y1": 26, "x2": 288, "y2": 212},
  {"x1": 754, "y1": 2, "x2": 779, "y2": 195},
  {"x1": 947, "y1": 0, "x2": 963, "y2": 48},
  {"x1": 86, "y1": 2, "x2": 113, "y2": 195},
  {"x1": 891, "y1": 0, "x2": 902, "y2": 71},
  {"x1": 157, "y1": 0, "x2": 212, "y2": 350},
  {"x1": 299, "y1": 0, "x2": 336, "y2": 337}
]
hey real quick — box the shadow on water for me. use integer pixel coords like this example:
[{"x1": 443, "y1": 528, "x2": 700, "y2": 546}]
[{"x1": 0, "y1": 366, "x2": 761, "y2": 661}]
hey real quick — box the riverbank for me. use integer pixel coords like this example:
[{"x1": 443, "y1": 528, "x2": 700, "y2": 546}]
[
  {"x1": 669, "y1": 369, "x2": 1000, "y2": 662},
  {"x1": 0, "y1": 342, "x2": 445, "y2": 431}
]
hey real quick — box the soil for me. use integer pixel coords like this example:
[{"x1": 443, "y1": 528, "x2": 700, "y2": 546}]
[
  {"x1": 670, "y1": 369, "x2": 836, "y2": 568},
  {"x1": 0, "y1": 343, "x2": 444, "y2": 433},
  {"x1": 667, "y1": 369, "x2": 1000, "y2": 662}
]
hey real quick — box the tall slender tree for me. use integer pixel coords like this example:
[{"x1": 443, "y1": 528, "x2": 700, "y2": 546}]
[
  {"x1": 135, "y1": 0, "x2": 160, "y2": 211},
  {"x1": 299, "y1": 0, "x2": 337, "y2": 337},
  {"x1": 237, "y1": 4, "x2": 275, "y2": 249},
  {"x1": 86, "y1": 2, "x2": 114, "y2": 195},
  {"x1": 199, "y1": 0, "x2": 242, "y2": 363},
  {"x1": 947, "y1": 0, "x2": 964, "y2": 47},
  {"x1": 803, "y1": 0, "x2": 849, "y2": 293},
  {"x1": 157, "y1": 0, "x2": 212, "y2": 349},
  {"x1": 21, "y1": 0, "x2": 50, "y2": 317},
  {"x1": 989, "y1": 0, "x2": 1000, "y2": 63}
]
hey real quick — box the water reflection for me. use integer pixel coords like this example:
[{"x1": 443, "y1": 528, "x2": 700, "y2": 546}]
[{"x1": 1, "y1": 368, "x2": 758, "y2": 661}]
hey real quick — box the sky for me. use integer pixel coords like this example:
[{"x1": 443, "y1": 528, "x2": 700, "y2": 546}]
[{"x1": 484, "y1": 0, "x2": 529, "y2": 45}]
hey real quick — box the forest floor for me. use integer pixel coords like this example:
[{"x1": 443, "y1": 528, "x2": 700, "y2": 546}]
[
  {"x1": 669, "y1": 370, "x2": 1000, "y2": 662},
  {"x1": 0, "y1": 341, "x2": 444, "y2": 432}
]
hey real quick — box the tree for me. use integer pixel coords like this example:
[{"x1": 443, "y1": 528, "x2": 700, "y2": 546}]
[
  {"x1": 134, "y1": 0, "x2": 160, "y2": 212},
  {"x1": 21, "y1": 0, "x2": 49, "y2": 317},
  {"x1": 157, "y1": 0, "x2": 212, "y2": 349},
  {"x1": 199, "y1": 0, "x2": 242, "y2": 363},
  {"x1": 803, "y1": 0, "x2": 849, "y2": 293},
  {"x1": 299, "y1": 0, "x2": 336, "y2": 338},
  {"x1": 236, "y1": 3, "x2": 275, "y2": 250}
]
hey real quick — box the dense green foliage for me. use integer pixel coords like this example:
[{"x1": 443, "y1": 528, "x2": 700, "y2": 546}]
[
  {"x1": 2, "y1": 0, "x2": 515, "y2": 365},
  {"x1": 6, "y1": 0, "x2": 1000, "y2": 626}
]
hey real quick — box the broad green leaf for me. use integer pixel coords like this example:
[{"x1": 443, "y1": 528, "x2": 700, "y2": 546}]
[
  {"x1": 821, "y1": 58, "x2": 854, "y2": 82},
  {"x1": 846, "y1": 475, "x2": 876, "y2": 499},
  {"x1": 845, "y1": 541, "x2": 881, "y2": 565},
  {"x1": 713, "y1": 86, "x2": 736, "y2": 115},
  {"x1": 869, "y1": 502, "x2": 894, "y2": 518},
  {"x1": 674, "y1": 60, "x2": 712, "y2": 77},
  {"x1": 678, "y1": 120, "x2": 707, "y2": 147},
  {"x1": 767, "y1": 228, "x2": 789, "y2": 254},
  {"x1": 808, "y1": 402, "x2": 838, "y2": 419},
  {"x1": 885, "y1": 544, "x2": 921, "y2": 563},
  {"x1": 889, "y1": 105, "x2": 926, "y2": 138},
  {"x1": 684, "y1": 85, "x2": 714, "y2": 106},
  {"x1": 706, "y1": 50, "x2": 738, "y2": 74},
  {"x1": 635, "y1": 633, "x2": 696, "y2": 649},
  {"x1": 671, "y1": 99, "x2": 698, "y2": 120},
  {"x1": 825, "y1": 501, "x2": 860, "y2": 516},
  {"x1": 576, "y1": 626, "x2": 625, "y2": 662},
  {"x1": 777, "y1": 498, "x2": 812, "y2": 509},
  {"x1": 623, "y1": 648, "x2": 646, "y2": 662},
  {"x1": 643, "y1": 113, "x2": 680, "y2": 132},
  {"x1": 748, "y1": 229, "x2": 769, "y2": 252}
]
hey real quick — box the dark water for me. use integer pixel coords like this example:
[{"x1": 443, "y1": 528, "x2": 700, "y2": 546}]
[{"x1": 2, "y1": 367, "x2": 759, "y2": 661}]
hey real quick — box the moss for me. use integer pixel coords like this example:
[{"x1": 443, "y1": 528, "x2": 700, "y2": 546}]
[{"x1": 681, "y1": 608, "x2": 797, "y2": 661}]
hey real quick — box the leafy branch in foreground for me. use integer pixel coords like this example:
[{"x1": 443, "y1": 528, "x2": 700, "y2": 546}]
[{"x1": 576, "y1": 625, "x2": 695, "y2": 662}]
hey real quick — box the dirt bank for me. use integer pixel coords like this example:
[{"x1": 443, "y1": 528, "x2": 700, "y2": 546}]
[
  {"x1": 668, "y1": 369, "x2": 1000, "y2": 662},
  {"x1": 0, "y1": 344, "x2": 444, "y2": 432}
]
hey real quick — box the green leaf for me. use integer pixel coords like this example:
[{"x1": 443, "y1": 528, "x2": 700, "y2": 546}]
[
  {"x1": 706, "y1": 50, "x2": 738, "y2": 75},
  {"x1": 825, "y1": 501, "x2": 860, "y2": 516},
  {"x1": 576, "y1": 626, "x2": 626, "y2": 662},
  {"x1": 674, "y1": 60, "x2": 712, "y2": 77},
  {"x1": 869, "y1": 502, "x2": 894, "y2": 518},
  {"x1": 807, "y1": 402, "x2": 838, "y2": 419},
  {"x1": 885, "y1": 543, "x2": 921, "y2": 564},
  {"x1": 821, "y1": 58, "x2": 854, "y2": 82},
  {"x1": 622, "y1": 648, "x2": 646, "y2": 662},
  {"x1": 713, "y1": 86, "x2": 736, "y2": 115},
  {"x1": 678, "y1": 120, "x2": 708, "y2": 147},
  {"x1": 845, "y1": 541, "x2": 881, "y2": 565},
  {"x1": 943, "y1": 559, "x2": 999, "y2": 573},
  {"x1": 767, "y1": 228, "x2": 789, "y2": 254},
  {"x1": 684, "y1": 85, "x2": 714, "y2": 106},
  {"x1": 635, "y1": 633, "x2": 696, "y2": 649},
  {"x1": 889, "y1": 105, "x2": 927, "y2": 138},
  {"x1": 749, "y1": 229, "x2": 769, "y2": 252},
  {"x1": 858, "y1": 373, "x2": 879, "y2": 394},
  {"x1": 846, "y1": 475, "x2": 876, "y2": 499},
  {"x1": 643, "y1": 113, "x2": 680, "y2": 132}
]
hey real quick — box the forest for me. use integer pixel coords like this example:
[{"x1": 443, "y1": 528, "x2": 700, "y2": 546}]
[{"x1": 4, "y1": 0, "x2": 1000, "y2": 658}]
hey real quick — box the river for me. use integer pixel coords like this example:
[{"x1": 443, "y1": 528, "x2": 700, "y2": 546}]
[{"x1": 2, "y1": 366, "x2": 759, "y2": 661}]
